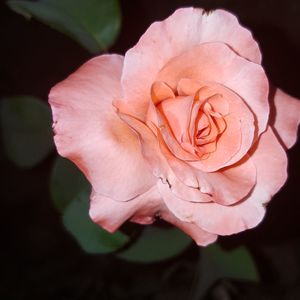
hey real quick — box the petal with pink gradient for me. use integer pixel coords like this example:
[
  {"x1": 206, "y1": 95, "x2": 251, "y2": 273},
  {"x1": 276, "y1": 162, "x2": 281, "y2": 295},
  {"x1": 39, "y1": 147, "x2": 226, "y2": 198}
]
[
  {"x1": 157, "y1": 95, "x2": 194, "y2": 145},
  {"x1": 271, "y1": 88, "x2": 300, "y2": 149},
  {"x1": 49, "y1": 55, "x2": 156, "y2": 202},
  {"x1": 162, "y1": 155, "x2": 256, "y2": 207},
  {"x1": 151, "y1": 81, "x2": 175, "y2": 105},
  {"x1": 248, "y1": 126, "x2": 288, "y2": 203},
  {"x1": 157, "y1": 129, "x2": 256, "y2": 206},
  {"x1": 156, "y1": 43, "x2": 269, "y2": 137},
  {"x1": 160, "y1": 127, "x2": 287, "y2": 235},
  {"x1": 175, "y1": 78, "x2": 256, "y2": 171},
  {"x1": 117, "y1": 111, "x2": 170, "y2": 180},
  {"x1": 121, "y1": 8, "x2": 262, "y2": 118},
  {"x1": 90, "y1": 185, "x2": 217, "y2": 247},
  {"x1": 89, "y1": 186, "x2": 162, "y2": 233},
  {"x1": 161, "y1": 211, "x2": 218, "y2": 246},
  {"x1": 159, "y1": 179, "x2": 265, "y2": 236}
]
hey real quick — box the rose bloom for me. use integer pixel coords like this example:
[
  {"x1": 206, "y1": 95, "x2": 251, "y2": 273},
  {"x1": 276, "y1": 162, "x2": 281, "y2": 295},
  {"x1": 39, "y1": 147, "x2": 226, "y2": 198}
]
[{"x1": 49, "y1": 8, "x2": 300, "y2": 246}]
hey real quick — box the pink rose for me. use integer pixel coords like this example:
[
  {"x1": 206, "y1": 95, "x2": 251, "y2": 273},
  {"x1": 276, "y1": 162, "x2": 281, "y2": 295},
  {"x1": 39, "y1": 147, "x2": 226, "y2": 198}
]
[{"x1": 49, "y1": 8, "x2": 300, "y2": 246}]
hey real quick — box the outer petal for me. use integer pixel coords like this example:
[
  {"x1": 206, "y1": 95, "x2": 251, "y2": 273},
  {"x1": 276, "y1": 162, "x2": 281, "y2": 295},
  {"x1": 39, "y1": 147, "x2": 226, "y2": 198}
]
[
  {"x1": 160, "y1": 127, "x2": 287, "y2": 235},
  {"x1": 249, "y1": 126, "x2": 288, "y2": 203},
  {"x1": 89, "y1": 186, "x2": 162, "y2": 232},
  {"x1": 121, "y1": 7, "x2": 261, "y2": 118},
  {"x1": 270, "y1": 88, "x2": 300, "y2": 149},
  {"x1": 117, "y1": 111, "x2": 169, "y2": 180},
  {"x1": 161, "y1": 211, "x2": 218, "y2": 246},
  {"x1": 90, "y1": 185, "x2": 217, "y2": 246},
  {"x1": 159, "y1": 180, "x2": 265, "y2": 236},
  {"x1": 195, "y1": 156, "x2": 257, "y2": 206},
  {"x1": 49, "y1": 55, "x2": 156, "y2": 201},
  {"x1": 157, "y1": 129, "x2": 256, "y2": 206}
]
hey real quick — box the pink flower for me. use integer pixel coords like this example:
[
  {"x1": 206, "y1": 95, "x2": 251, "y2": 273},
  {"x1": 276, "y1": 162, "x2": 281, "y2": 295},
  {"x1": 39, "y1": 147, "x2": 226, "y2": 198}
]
[{"x1": 49, "y1": 8, "x2": 300, "y2": 246}]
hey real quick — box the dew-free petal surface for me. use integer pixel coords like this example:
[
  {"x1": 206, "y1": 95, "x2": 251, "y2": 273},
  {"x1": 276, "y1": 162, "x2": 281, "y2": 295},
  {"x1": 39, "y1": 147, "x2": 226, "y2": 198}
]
[
  {"x1": 248, "y1": 126, "x2": 288, "y2": 204},
  {"x1": 271, "y1": 88, "x2": 300, "y2": 149},
  {"x1": 49, "y1": 55, "x2": 156, "y2": 201},
  {"x1": 121, "y1": 8, "x2": 261, "y2": 118},
  {"x1": 159, "y1": 178, "x2": 265, "y2": 236},
  {"x1": 161, "y1": 211, "x2": 218, "y2": 246},
  {"x1": 156, "y1": 43, "x2": 268, "y2": 137},
  {"x1": 89, "y1": 186, "x2": 162, "y2": 232},
  {"x1": 160, "y1": 127, "x2": 287, "y2": 235}
]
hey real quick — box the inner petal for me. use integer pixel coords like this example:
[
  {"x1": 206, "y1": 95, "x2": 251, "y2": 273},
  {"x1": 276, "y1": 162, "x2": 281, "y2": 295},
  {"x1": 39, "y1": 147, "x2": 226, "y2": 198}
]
[
  {"x1": 151, "y1": 81, "x2": 175, "y2": 105},
  {"x1": 151, "y1": 77, "x2": 255, "y2": 171},
  {"x1": 155, "y1": 42, "x2": 269, "y2": 137},
  {"x1": 196, "y1": 113, "x2": 210, "y2": 138},
  {"x1": 158, "y1": 96, "x2": 194, "y2": 145},
  {"x1": 194, "y1": 100, "x2": 227, "y2": 158}
]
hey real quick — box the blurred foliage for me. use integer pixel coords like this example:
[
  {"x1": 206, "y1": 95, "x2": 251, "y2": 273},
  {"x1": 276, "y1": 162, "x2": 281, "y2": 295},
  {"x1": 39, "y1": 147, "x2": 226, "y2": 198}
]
[
  {"x1": 63, "y1": 191, "x2": 129, "y2": 254},
  {"x1": 50, "y1": 156, "x2": 129, "y2": 254},
  {"x1": 7, "y1": 0, "x2": 121, "y2": 53},
  {"x1": 117, "y1": 226, "x2": 192, "y2": 263},
  {"x1": 0, "y1": 95, "x2": 53, "y2": 167},
  {"x1": 191, "y1": 245, "x2": 259, "y2": 299},
  {"x1": 202, "y1": 244, "x2": 259, "y2": 281},
  {"x1": 50, "y1": 156, "x2": 91, "y2": 212}
]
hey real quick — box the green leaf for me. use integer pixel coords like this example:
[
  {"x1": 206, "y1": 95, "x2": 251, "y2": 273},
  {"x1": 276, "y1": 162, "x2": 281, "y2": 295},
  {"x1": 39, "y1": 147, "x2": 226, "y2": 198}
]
[
  {"x1": 7, "y1": 0, "x2": 121, "y2": 53},
  {"x1": 190, "y1": 245, "x2": 259, "y2": 299},
  {"x1": 0, "y1": 96, "x2": 53, "y2": 167},
  {"x1": 117, "y1": 226, "x2": 192, "y2": 263},
  {"x1": 50, "y1": 156, "x2": 128, "y2": 254},
  {"x1": 63, "y1": 192, "x2": 129, "y2": 254},
  {"x1": 50, "y1": 156, "x2": 90, "y2": 212},
  {"x1": 203, "y1": 244, "x2": 259, "y2": 281}
]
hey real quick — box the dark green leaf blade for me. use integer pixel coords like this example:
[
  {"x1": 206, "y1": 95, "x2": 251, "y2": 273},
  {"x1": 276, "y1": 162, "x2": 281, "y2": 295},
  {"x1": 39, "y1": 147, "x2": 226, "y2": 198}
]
[
  {"x1": 204, "y1": 244, "x2": 259, "y2": 281},
  {"x1": 190, "y1": 245, "x2": 259, "y2": 299},
  {"x1": 7, "y1": 0, "x2": 121, "y2": 53},
  {"x1": 63, "y1": 192, "x2": 129, "y2": 254},
  {"x1": 117, "y1": 226, "x2": 192, "y2": 263},
  {"x1": 50, "y1": 156, "x2": 128, "y2": 254},
  {"x1": 50, "y1": 156, "x2": 90, "y2": 212},
  {"x1": 0, "y1": 96, "x2": 53, "y2": 167}
]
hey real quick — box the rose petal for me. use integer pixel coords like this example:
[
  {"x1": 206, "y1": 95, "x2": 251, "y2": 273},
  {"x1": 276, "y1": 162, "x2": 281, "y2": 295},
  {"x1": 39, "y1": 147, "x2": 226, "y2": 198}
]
[
  {"x1": 156, "y1": 115, "x2": 199, "y2": 161},
  {"x1": 270, "y1": 88, "x2": 300, "y2": 149},
  {"x1": 158, "y1": 96, "x2": 194, "y2": 144},
  {"x1": 156, "y1": 130, "x2": 200, "y2": 189},
  {"x1": 117, "y1": 112, "x2": 169, "y2": 180},
  {"x1": 177, "y1": 79, "x2": 256, "y2": 171},
  {"x1": 121, "y1": 7, "x2": 261, "y2": 118},
  {"x1": 157, "y1": 129, "x2": 256, "y2": 206},
  {"x1": 163, "y1": 157, "x2": 256, "y2": 207},
  {"x1": 49, "y1": 55, "x2": 156, "y2": 201},
  {"x1": 89, "y1": 186, "x2": 162, "y2": 232},
  {"x1": 159, "y1": 180, "x2": 265, "y2": 236},
  {"x1": 151, "y1": 81, "x2": 175, "y2": 104},
  {"x1": 189, "y1": 113, "x2": 243, "y2": 172},
  {"x1": 249, "y1": 126, "x2": 288, "y2": 203},
  {"x1": 159, "y1": 127, "x2": 287, "y2": 235},
  {"x1": 156, "y1": 43, "x2": 268, "y2": 137},
  {"x1": 166, "y1": 171, "x2": 212, "y2": 203},
  {"x1": 161, "y1": 211, "x2": 218, "y2": 246},
  {"x1": 199, "y1": 155, "x2": 257, "y2": 205},
  {"x1": 90, "y1": 185, "x2": 217, "y2": 246}
]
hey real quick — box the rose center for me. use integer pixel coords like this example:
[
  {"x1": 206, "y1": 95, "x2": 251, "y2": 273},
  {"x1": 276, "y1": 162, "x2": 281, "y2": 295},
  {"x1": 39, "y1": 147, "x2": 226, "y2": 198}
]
[{"x1": 150, "y1": 80, "x2": 228, "y2": 160}]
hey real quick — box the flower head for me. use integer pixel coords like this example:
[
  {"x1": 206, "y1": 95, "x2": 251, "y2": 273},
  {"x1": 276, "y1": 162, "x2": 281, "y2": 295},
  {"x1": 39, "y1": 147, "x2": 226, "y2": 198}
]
[{"x1": 49, "y1": 8, "x2": 300, "y2": 245}]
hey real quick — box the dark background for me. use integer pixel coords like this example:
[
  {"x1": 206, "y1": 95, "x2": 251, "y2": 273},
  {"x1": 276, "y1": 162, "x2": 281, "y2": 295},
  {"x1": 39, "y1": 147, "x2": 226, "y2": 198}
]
[{"x1": 1, "y1": 0, "x2": 300, "y2": 299}]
